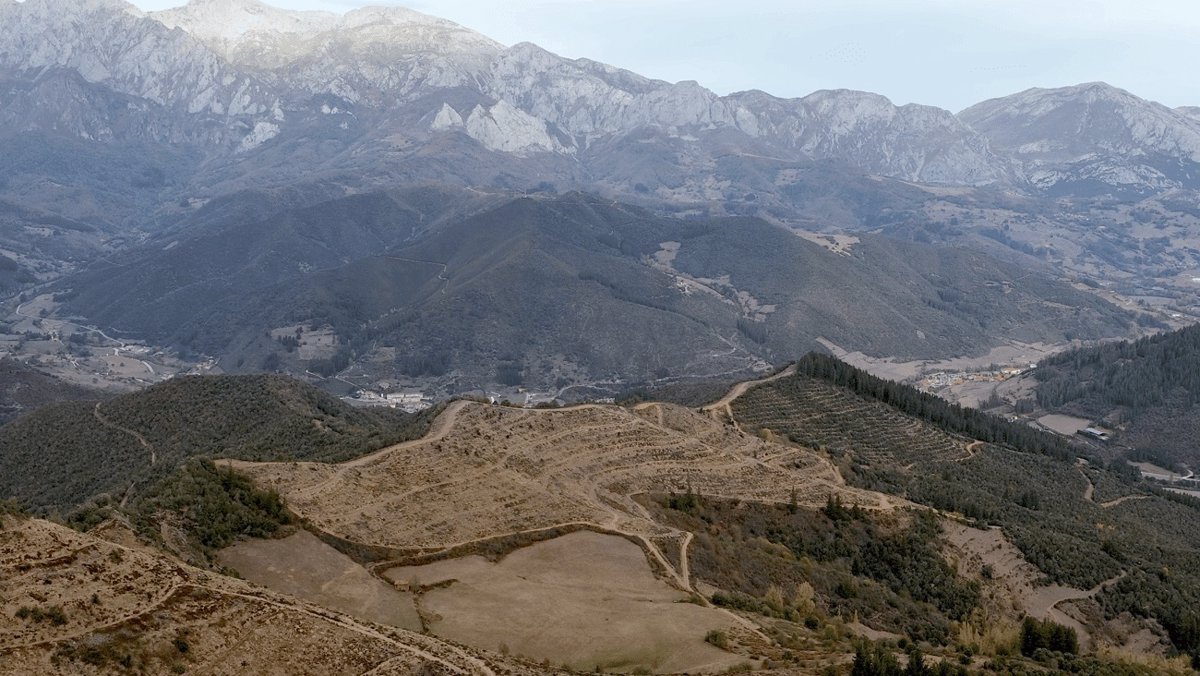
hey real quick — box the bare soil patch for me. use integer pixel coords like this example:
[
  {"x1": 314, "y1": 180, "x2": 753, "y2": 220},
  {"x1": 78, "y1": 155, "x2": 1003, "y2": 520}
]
[
  {"x1": 385, "y1": 531, "x2": 743, "y2": 673},
  {"x1": 218, "y1": 530, "x2": 421, "y2": 631},
  {"x1": 1037, "y1": 414, "x2": 1092, "y2": 436},
  {"x1": 0, "y1": 517, "x2": 552, "y2": 675}
]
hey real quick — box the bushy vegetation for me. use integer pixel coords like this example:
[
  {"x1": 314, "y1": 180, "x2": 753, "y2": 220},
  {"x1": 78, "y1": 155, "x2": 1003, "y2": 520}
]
[
  {"x1": 1019, "y1": 617, "x2": 1078, "y2": 657},
  {"x1": 0, "y1": 498, "x2": 27, "y2": 517},
  {"x1": 649, "y1": 495, "x2": 978, "y2": 644},
  {"x1": 0, "y1": 357, "x2": 99, "y2": 425},
  {"x1": 0, "y1": 400, "x2": 147, "y2": 513},
  {"x1": 100, "y1": 375, "x2": 432, "y2": 464},
  {"x1": 617, "y1": 378, "x2": 741, "y2": 408},
  {"x1": 850, "y1": 641, "x2": 968, "y2": 676},
  {"x1": 0, "y1": 375, "x2": 440, "y2": 513},
  {"x1": 730, "y1": 354, "x2": 1200, "y2": 663},
  {"x1": 16, "y1": 604, "x2": 68, "y2": 626},
  {"x1": 132, "y1": 459, "x2": 292, "y2": 557}
]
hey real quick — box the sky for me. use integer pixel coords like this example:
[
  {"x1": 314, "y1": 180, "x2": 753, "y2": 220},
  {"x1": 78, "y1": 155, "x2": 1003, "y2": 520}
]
[{"x1": 128, "y1": 0, "x2": 1200, "y2": 112}]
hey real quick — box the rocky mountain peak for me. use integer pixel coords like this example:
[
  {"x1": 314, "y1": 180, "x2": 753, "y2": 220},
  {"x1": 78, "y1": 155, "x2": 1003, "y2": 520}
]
[
  {"x1": 151, "y1": 0, "x2": 339, "y2": 44},
  {"x1": 960, "y1": 82, "x2": 1200, "y2": 192},
  {"x1": 1178, "y1": 106, "x2": 1200, "y2": 123}
]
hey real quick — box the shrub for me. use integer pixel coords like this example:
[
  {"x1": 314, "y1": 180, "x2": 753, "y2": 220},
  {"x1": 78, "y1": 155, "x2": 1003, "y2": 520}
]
[{"x1": 705, "y1": 629, "x2": 730, "y2": 650}]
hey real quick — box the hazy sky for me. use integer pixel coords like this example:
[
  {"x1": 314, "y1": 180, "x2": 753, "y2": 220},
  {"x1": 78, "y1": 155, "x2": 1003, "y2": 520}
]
[{"x1": 128, "y1": 0, "x2": 1200, "y2": 112}]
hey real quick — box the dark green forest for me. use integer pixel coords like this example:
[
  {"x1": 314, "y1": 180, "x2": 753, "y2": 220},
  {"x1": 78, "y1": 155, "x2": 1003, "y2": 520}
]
[
  {"x1": 1036, "y1": 324, "x2": 1200, "y2": 413},
  {"x1": 1035, "y1": 323, "x2": 1200, "y2": 467},
  {"x1": 0, "y1": 374, "x2": 439, "y2": 512}
]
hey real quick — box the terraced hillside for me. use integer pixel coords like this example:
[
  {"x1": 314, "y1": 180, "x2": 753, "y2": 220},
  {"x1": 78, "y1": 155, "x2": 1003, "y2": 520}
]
[
  {"x1": 232, "y1": 400, "x2": 883, "y2": 564},
  {"x1": 0, "y1": 514, "x2": 556, "y2": 675},
  {"x1": 732, "y1": 376, "x2": 975, "y2": 471},
  {"x1": 731, "y1": 357, "x2": 1200, "y2": 667}
]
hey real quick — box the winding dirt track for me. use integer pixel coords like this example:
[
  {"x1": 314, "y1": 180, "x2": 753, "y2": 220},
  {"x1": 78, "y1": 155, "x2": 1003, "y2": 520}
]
[
  {"x1": 959, "y1": 439, "x2": 985, "y2": 462},
  {"x1": 1079, "y1": 466, "x2": 1096, "y2": 502},
  {"x1": 1077, "y1": 463, "x2": 1151, "y2": 508},
  {"x1": 93, "y1": 401, "x2": 156, "y2": 466},
  {"x1": 702, "y1": 363, "x2": 797, "y2": 420},
  {"x1": 1037, "y1": 572, "x2": 1128, "y2": 652},
  {"x1": 1099, "y1": 495, "x2": 1151, "y2": 508}
]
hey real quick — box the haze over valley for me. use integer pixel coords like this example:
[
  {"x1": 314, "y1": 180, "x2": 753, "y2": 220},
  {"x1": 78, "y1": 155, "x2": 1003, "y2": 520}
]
[{"x1": 4, "y1": 1, "x2": 1200, "y2": 675}]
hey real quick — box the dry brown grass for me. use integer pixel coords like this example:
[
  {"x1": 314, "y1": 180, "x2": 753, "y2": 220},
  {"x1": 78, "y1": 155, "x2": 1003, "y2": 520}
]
[
  {"x1": 384, "y1": 531, "x2": 746, "y2": 673},
  {"x1": 0, "y1": 516, "x2": 563, "y2": 675},
  {"x1": 231, "y1": 402, "x2": 886, "y2": 581},
  {"x1": 217, "y1": 529, "x2": 422, "y2": 631}
]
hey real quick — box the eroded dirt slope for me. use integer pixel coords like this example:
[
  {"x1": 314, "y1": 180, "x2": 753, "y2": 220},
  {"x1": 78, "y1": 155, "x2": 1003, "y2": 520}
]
[{"x1": 0, "y1": 515, "x2": 559, "y2": 675}]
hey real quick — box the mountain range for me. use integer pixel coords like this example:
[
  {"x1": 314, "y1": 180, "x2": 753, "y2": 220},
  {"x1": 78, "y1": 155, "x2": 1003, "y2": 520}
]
[
  {"x1": 3, "y1": 0, "x2": 1199, "y2": 391},
  {"x1": 2, "y1": 0, "x2": 1199, "y2": 220}
]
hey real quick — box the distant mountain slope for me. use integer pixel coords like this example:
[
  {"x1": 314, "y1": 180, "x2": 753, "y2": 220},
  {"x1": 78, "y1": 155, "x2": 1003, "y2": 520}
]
[
  {"x1": 1035, "y1": 323, "x2": 1200, "y2": 467},
  {"x1": 961, "y1": 82, "x2": 1200, "y2": 195},
  {"x1": 0, "y1": 374, "x2": 436, "y2": 512},
  {"x1": 0, "y1": 0, "x2": 1004, "y2": 228},
  {"x1": 0, "y1": 0, "x2": 1196, "y2": 259},
  {"x1": 93, "y1": 193, "x2": 1133, "y2": 388},
  {"x1": 57, "y1": 185, "x2": 505, "y2": 340},
  {"x1": 1179, "y1": 106, "x2": 1200, "y2": 124},
  {"x1": 0, "y1": 359, "x2": 99, "y2": 425}
]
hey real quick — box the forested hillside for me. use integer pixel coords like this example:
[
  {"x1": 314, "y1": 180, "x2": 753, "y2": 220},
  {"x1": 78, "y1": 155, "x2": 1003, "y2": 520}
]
[
  {"x1": 732, "y1": 355, "x2": 1200, "y2": 666},
  {"x1": 0, "y1": 359, "x2": 100, "y2": 425},
  {"x1": 57, "y1": 193, "x2": 1138, "y2": 390},
  {"x1": 0, "y1": 374, "x2": 439, "y2": 512},
  {"x1": 1035, "y1": 324, "x2": 1200, "y2": 467}
]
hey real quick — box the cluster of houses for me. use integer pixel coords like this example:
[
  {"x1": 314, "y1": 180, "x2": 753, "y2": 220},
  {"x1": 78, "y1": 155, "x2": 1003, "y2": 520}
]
[
  {"x1": 351, "y1": 389, "x2": 431, "y2": 412},
  {"x1": 917, "y1": 365, "x2": 1031, "y2": 392}
]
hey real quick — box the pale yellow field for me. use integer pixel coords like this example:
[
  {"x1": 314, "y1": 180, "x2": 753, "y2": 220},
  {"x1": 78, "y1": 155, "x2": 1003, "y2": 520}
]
[
  {"x1": 0, "y1": 516, "x2": 553, "y2": 675},
  {"x1": 386, "y1": 531, "x2": 745, "y2": 673},
  {"x1": 218, "y1": 529, "x2": 422, "y2": 631}
]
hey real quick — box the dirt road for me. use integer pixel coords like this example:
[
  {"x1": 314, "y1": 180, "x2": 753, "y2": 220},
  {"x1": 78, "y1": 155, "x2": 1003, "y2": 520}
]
[{"x1": 702, "y1": 363, "x2": 797, "y2": 420}]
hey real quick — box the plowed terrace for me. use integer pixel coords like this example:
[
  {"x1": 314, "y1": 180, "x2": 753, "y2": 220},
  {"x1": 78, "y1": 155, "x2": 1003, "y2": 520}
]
[{"x1": 231, "y1": 400, "x2": 886, "y2": 582}]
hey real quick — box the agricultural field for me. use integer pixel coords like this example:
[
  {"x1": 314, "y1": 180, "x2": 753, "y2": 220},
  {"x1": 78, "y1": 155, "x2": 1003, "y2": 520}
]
[
  {"x1": 217, "y1": 530, "x2": 422, "y2": 631},
  {"x1": 384, "y1": 531, "x2": 744, "y2": 673}
]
